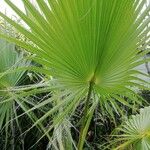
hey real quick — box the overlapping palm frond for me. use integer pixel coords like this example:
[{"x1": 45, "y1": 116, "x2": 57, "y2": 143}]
[
  {"x1": 0, "y1": 40, "x2": 26, "y2": 90},
  {"x1": 109, "y1": 106, "x2": 150, "y2": 150},
  {"x1": 0, "y1": 38, "x2": 30, "y2": 148},
  {"x1": 48, "y1": 119, "x2": 75, "y2": 150},
  {"x1": 0, "y1": 0, "x2": 149, "y2": 149}
]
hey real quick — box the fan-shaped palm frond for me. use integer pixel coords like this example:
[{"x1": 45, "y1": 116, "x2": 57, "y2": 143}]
[
  {"x1": 0, "y1": 0, "x2": 150, "y2": 149},
  {"x1": 109, "y1": 106, "x2": 150, "y2": 150},
  {"x1": 0, "y1": 38, "x2": 27, "y2": 125},
  {"x1": 0, "y1": 38, "x2": 29, "y2": 149},
  {"x1": 0, "y1": 40, "x2": 27, "y2": 90}
]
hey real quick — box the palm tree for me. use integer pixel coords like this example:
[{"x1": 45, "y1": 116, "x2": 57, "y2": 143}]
[{"x1": 0, "y1": 0, "x2": 149, "y2": 149}]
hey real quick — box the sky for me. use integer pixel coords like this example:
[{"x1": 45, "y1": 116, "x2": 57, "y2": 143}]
[
  {"x1": 0, "y1": 0, "x2": 25, "y2": 17},
  {"x1": 0, "y1": 0, "x2": 37, "y2": 17}
]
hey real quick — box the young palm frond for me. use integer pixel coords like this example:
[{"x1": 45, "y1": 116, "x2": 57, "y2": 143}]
[
  {"x1": 109, "y1": 106, "x2": 150, "y2": 150},
  {"x1": 0, "y1": 0, "x2": 150, "y2": 149}
]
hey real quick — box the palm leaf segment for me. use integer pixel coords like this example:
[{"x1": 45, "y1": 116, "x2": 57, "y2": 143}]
[
  {"x1": 113, "y1": 106, "x2": 150, "y2": 150},
  {"x1": 0, "y1": 0, "x2": 149, "y2": 112}
]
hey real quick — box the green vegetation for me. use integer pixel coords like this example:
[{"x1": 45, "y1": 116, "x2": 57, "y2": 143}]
[{"x1": 0, "y1": 0, "x2": 150, "y2": 150}]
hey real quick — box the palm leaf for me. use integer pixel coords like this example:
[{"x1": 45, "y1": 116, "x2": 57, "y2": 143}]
[
  {"x1": 110, "y1": 106, "x2": 150, "y2": 150},
  {"x1": 0, "y1": 40, "x2": 27, "y2": 90},
  {"x1": 0, "y1": 38, "x2": 30, "y2": 149},
  {"x1": 0, "y1": 0, "x2": 150, "y2": 149},
  {"x1": 0, "y1": 38, "x2": 28, "y2": 127},
  {"x1": 0, "y1": 0, "x2": 148, "y2": 107}
]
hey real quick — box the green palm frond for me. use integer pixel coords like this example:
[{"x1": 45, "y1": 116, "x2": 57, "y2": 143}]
[
  {"x1": 0, "y1": 0, "x2": 150, "y2": 149},
  {"x1": 0, "y1": 38, "x2": 28, "y2": 124},
  {"x1": 0, "y1": 40, "x2": 27, "y2": 90},
  {"x1": 110, "y1": 106, "x2": 150, "y2": 150},
  {"x1": 0, "y1": 38, "x2": 30, "y2": 148},
  {"x1": 0, "y1": 0, "x2": 149, "y2": 108}
]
